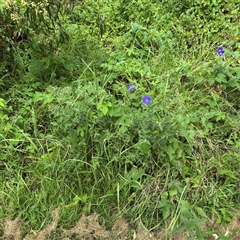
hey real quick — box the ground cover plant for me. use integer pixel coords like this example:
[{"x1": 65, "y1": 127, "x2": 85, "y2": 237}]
[{"x1": 0, "y1": 0, "x2": 240, "y2": 239}]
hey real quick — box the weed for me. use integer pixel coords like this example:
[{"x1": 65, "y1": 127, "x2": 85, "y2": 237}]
[{"x1": 0, "y1": 0, "x2": 240, "y2": 239}]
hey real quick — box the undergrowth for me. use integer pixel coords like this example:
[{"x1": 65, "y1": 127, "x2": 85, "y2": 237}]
[{"x1": 0, "y1": 0, "x2": 240, "y2": 239}]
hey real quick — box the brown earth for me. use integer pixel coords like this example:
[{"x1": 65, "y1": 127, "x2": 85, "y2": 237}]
[{"x1": 0, "y1": 208, "x2": 239, "y2": 240}]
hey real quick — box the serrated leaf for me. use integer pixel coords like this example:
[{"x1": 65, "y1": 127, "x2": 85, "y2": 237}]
[{"x1": 129, "y1": 167, "x2": 145, "y2": 181}]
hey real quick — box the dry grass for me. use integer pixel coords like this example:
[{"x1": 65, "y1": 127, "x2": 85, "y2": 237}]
[{"x1": 0, "y1": 209, "x2": 239, "y2": 240}]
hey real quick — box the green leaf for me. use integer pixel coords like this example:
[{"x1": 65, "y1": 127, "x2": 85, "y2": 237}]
[
  {"x1": 129, "y1": 167, "x2": 145, "y2": 181},
  {"x1": 73, "y1": 194, "x2": 88, "y2": 203},
  {"x1": 0, "y1": 0, "x2": 4, "y2": 10},
  {"x1": 105, "y1": 102, "x2": 112, "y2": 107},
  {"x1": 164, "y1": 145, "x2": 175, "y2": 161},
  {"x1": 43, "y1": 94, "x2": 54, "y2": 104},
  {"x1": 226, "y1": 139, "x2": 234, "y2": 145},
  {"x1": 219, "y1": 169, "x2": 235, "y2": 179},
  {"x1": 163, "y1": 206, "x2": 171, "y2": 220},
  {"x1": 134, "y1": 140, "x2": 151, "y2": 154},
  {"x1": 215, "y1": 73, "x2": 227, "y2": 83},
  {"x1": 195, "y1": 206, "x2": 207, "y2": 218},
  {"x1": 157, "y1": 198, "x2": 169, "y2": 208},
  {"x1": 0, "y1": 98, "x2": 5, "y2": 108},
  {"x1": 101, "y1": 105, "x2": 108, "y2": 115},
  {"x1": 157, "y1": 198, "x2": 172, "y2": 220},
  {"x1": 169, "y1": 187, "x2": 178, "y2": 197},
  {"x1": 97, "y1": 102, "x2": 108, "y2": 115},
  {"x1": 161, "y1": 191, "x2": 169, "y2": 199},
  {"x1": 108, "y1": 106, "x2": 124, "y2": 117},
  {"x1": 216, "y1": 112, "x2": 225, "y2": 121},
  {"x1": 115, "y1": 115, "x2": 131, "y2": 125},
  {"x1": 73, "y1": 195, "x2": 81, "y2": 202},
  {"x1": 81, "y1": 194, "x2": 88, "y2": 203}
]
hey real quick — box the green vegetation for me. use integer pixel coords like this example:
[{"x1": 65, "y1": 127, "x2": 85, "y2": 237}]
[{"x1": 1, "y1": 0, "x2": 240, "y2": 239}]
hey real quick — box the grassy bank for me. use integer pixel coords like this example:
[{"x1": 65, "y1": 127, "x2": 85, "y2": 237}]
[{"x1": 0, "y1": 0, "x2": 240, "y2": 239}]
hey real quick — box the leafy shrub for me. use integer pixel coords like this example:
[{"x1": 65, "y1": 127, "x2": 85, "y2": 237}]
[
  {"x1": 162, "y1": 0, "x2": 240, "y2": 18},
  {"x1": 0, "y1": 0, "x2": 69, "y2": 88}
]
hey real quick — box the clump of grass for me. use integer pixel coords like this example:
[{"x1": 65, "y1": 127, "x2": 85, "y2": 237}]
[{"x1": 1, "y1": 0, "x2": 240, "y2": 239}]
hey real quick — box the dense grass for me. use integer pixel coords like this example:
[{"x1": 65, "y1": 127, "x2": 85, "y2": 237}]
[{"x1": 1, "y1": 0, "x2": 240, "y2": 239}]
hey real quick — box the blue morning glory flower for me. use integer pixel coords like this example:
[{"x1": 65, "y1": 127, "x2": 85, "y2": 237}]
[
  {"x1": 217, "y1": 46, "x2": 224, "y2": 56},
  {"x1": 142, "y1": 96, "x2": 152, "y2": 105},
  {"x1": 127, "y1": 84, "x2": 136, "y2": 92}
]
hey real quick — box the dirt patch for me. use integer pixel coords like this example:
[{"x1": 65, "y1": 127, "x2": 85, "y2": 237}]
[
  {"x1": 211, "y1": 210, "x2": 240, "y2": 240},
  {"x1": 24, "y1": 208, "x2": 60, "y2": 240},
  {"x1": 0, "y1": 209, "x2": 239, "y2": 240},
  {"x1": 1, "y1": 217, "x2": 23, "y2": 240}
]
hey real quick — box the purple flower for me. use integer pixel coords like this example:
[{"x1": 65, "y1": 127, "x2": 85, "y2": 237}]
[
  {"x1": 142, "y1": 96, "x2": 152, "y2": 105},
  {"x1": 127, "y1": 84, "x2": 136, "y2": 92},
  {"x1": 217, "y1": 46, "x2": 224, "y2": 56},
  {"x1": 67, "y1": 7, "x2": 72, "y2": 12}
]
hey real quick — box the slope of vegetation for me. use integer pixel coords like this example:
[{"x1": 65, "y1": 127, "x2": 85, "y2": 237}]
[{"x1": 0, "y1": 0, "x2": 240, "y2": 239}]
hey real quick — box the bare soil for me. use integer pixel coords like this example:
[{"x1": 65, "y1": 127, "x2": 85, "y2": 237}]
[{"x1": 1, "y1": 208, "x2": 239, "y2": 240}]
